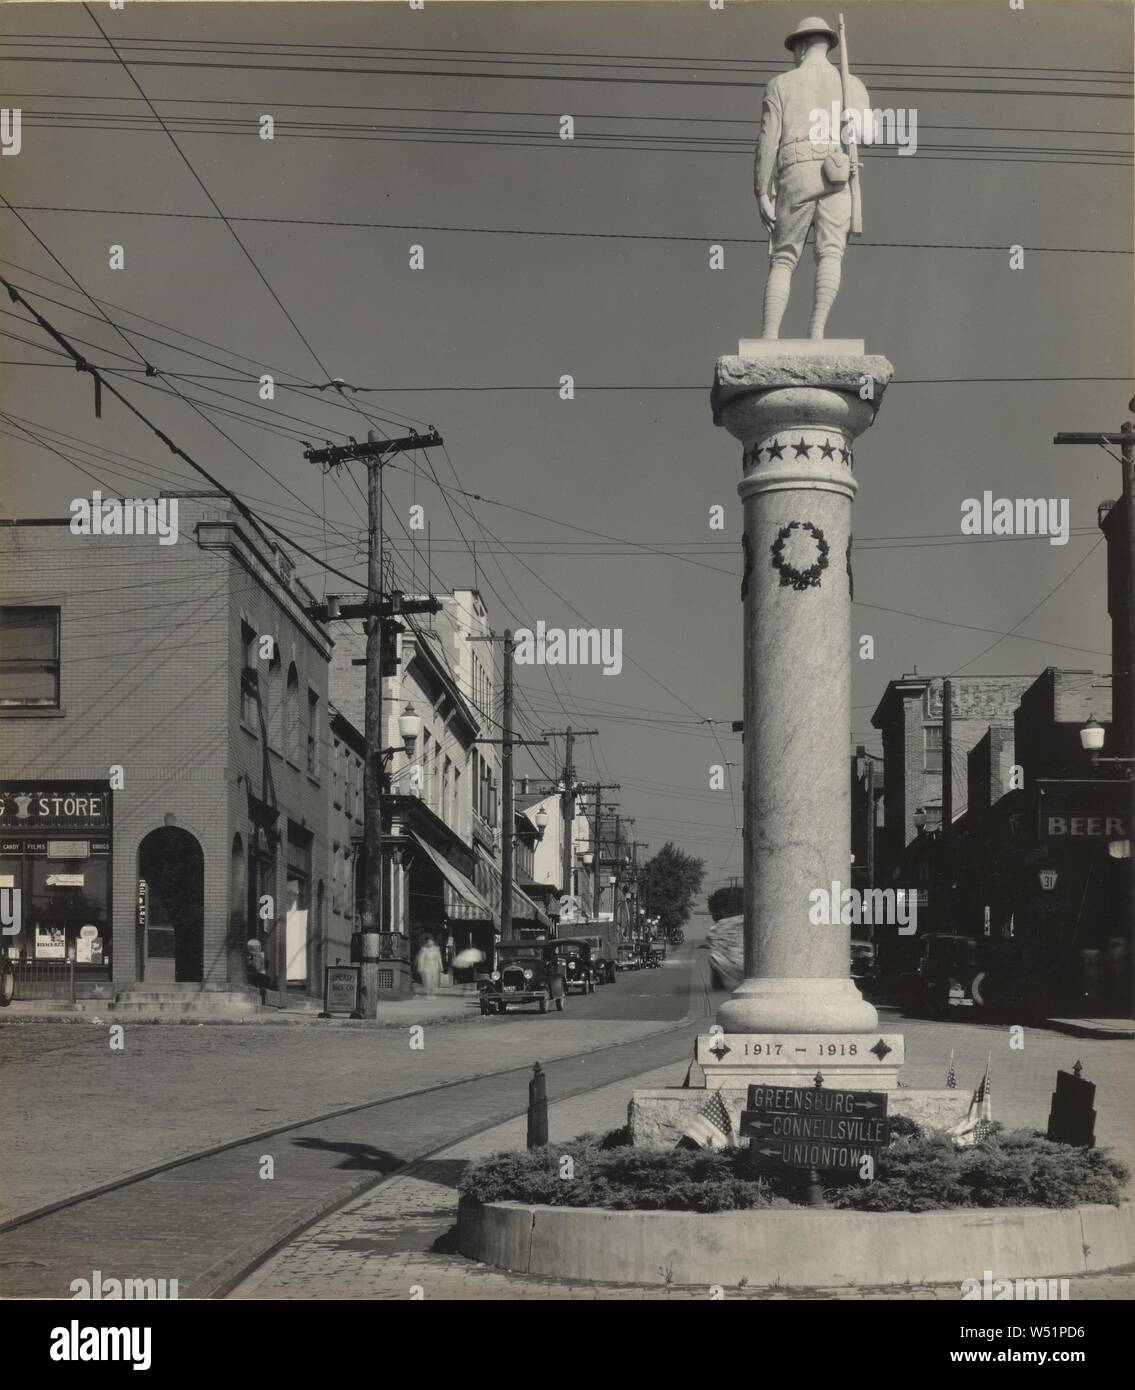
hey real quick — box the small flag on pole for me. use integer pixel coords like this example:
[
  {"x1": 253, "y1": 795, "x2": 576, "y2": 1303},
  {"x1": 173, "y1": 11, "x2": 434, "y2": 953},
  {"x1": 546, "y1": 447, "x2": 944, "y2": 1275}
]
[
  {"x1": 950, "y1": 1054, "x2": 994, "y2": 1148},
  {"x1": 678, "y1": 1089, "x2": 735, "y2": 1150},
  {"x1": 946, "y1": 1049, "x2": 957, "y2": 1089}
]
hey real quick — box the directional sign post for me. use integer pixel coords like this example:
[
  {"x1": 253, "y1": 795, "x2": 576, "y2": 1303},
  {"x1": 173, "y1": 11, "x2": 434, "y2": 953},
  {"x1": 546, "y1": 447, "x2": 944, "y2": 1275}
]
[{"x1": 742, "y1": 1083, "x2": 890, "y2": 1181}]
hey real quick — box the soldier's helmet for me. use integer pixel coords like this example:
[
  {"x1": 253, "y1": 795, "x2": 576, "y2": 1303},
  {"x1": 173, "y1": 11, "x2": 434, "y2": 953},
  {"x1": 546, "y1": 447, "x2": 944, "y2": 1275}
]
[{"x1": 784, "y1": 16, "x2": 839, "y2": 52}]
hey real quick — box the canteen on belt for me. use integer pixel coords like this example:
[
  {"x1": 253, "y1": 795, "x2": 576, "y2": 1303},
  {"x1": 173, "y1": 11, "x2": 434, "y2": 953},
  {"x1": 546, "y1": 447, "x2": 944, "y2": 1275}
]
[{"x1": 822, "y1": 151, "x2": 851, "y2": 187}]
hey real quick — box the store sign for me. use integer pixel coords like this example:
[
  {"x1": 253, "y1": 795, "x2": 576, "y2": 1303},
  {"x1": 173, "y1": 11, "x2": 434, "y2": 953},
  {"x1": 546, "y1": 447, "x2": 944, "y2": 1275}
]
[
  {"x1": 559, "y1": 895, "x2": 583, "y2": 923},
  {"x1": 137, "y1": 880, "x2": 148, "y2": 930},
  {"x1": 1038, "y1": 783, "x2": 1130, "y2": 843},
  {"x1": 1038, "y1": 869, "x2": 1059, "y2": 891},
  {"x1": 48, "y1": 841, "x2": 90, "y2": 859},
  {"x1": 322, "y1": 964, "x2": 361, "y2": 1017},
  {"x1": 0, "y1": 788, "x2": 110, "y2": 830}
]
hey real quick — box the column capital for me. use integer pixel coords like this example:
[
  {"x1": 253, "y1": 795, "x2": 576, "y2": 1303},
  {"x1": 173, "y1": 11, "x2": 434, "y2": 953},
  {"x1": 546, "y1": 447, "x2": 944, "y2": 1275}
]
[{"x1": 711, "y1": 350, "x2": 894, "y2": 430}]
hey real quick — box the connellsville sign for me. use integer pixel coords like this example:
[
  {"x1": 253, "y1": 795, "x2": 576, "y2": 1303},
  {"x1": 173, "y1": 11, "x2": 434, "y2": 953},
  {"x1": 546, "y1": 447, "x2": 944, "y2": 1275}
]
[
  {"x1": 1037, "y1": 781, "x2": 1130, "y2": 843},
  {"x1": 741, "y1": 1084, "x2": 890, "y2": 1174}
]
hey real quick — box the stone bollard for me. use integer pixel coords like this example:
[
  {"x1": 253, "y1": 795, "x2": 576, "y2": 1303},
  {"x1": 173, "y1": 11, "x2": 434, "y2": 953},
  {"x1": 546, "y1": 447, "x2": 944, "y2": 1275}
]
[{"x1": 527, "y1": 1061, "x2": 548, "y2": 1149}]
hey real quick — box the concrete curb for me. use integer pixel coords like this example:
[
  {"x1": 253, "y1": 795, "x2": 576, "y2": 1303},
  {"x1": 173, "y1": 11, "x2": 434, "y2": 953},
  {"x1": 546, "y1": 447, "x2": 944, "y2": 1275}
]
[{"x1": 457, "y1": 1198, "x2": 1135, "y2": 1289}]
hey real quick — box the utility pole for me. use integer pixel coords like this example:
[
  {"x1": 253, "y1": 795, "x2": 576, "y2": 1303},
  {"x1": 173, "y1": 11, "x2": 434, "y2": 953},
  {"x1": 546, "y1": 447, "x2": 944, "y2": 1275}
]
[
  {"x1": 576, "y1": 781, "x2": 619, "y2": 918},
  {"x1": 1054, "y1": 414, "x2": 1135, "y2": 976},
  {"x1": 541, "y1": 728, "x2": 598, "y2": 895},
  {"x1": 627, "y1": 839, "x2": 648, "y2": 942},
  {"x1": 469, "y1": 633, "x2": 547, "y2": 946},
  {"x1": 303, "y1": 428, "x2": 442, "y2": 1018}
]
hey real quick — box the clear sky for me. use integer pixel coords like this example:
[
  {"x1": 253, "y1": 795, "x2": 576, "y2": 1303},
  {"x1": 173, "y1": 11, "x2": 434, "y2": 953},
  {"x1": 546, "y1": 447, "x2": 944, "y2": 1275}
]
[{"x1": 0, "y1": 1, "x2": 1131, "y2": 892}]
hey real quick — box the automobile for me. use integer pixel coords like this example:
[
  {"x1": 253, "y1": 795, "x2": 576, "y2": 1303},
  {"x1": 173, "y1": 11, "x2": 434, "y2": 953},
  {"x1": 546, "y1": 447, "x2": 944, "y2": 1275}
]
[
  {"x1": 649, "y1": 939, "x2": 667, "y2": 963},
  {"x1": 576, "y1": 933, "x2": 616, "y2": 984},
  {"x1": 553, "y1": 939, "x2": 596, "y2": 995},
  {"x1": 579, "y1": 923, "x2": 619, "y2": 983},
  {"x1": 668, "y1": 927, "x2": 684, "y2": 946},
  {"x1": 850, "y1": 940, "x2": 876, "y2": 982},
  {"x1": 897, "y1": 933, "x2": 982, "y2": 1016},
  {"x1": 707, "y1": 914, "x2": 744, "y2": 990},
  {"x1": 478, "y1": 942, "x2": 566, "y2": 1015},
  {"x1": 615, "y1": 942, "x2": 642, "y2": 972}
]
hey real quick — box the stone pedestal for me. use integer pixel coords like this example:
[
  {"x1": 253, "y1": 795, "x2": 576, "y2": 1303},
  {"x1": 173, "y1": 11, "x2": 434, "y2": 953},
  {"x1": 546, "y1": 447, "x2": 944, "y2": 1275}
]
[
  {"x1": 712, "y1": 343, "x2": 894, "y2": 1036},
  {"x1": 694, "y1": 1031, "x2": 904, "y2": 1090}
]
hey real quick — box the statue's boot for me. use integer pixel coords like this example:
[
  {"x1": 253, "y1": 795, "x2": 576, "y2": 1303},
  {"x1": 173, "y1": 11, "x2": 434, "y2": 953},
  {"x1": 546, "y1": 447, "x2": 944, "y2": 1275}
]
[{"x1": 808, "y1": 253, "x2": 842, "y2": 338}]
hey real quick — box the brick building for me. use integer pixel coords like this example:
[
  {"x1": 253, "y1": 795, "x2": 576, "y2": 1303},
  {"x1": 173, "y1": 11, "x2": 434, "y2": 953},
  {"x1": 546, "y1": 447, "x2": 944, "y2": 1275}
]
[
  {"x1": 946, "y1": 669, "x2": 1128, "y2": 1009},
  {"x1": 870, "y1": 672, "x2": 1034, "y2": 893},
  {"x1": 0, "y1": 497, "x2": 334, "y2": 1004}
]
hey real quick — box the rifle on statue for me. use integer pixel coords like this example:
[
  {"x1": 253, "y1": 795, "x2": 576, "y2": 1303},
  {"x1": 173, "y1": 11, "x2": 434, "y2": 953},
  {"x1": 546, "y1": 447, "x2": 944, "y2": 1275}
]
[{"x1": 838, "y1": 13, "x2": 863, "y2": 236}]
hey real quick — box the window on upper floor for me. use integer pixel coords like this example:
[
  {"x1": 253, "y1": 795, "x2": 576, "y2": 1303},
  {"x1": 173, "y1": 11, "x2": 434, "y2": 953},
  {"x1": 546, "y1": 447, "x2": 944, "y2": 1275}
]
[
  {"x1": 0, "y1": 607, "x2": 60, "y2": 709},
  {"x1": 285, "y1": 666, "x2": 300, "y2": 764},
  {"x1": 240, "y1": 621, "x2": 258, "y2": 727},
  {"x1": 306, "y1": 689, "x2": 320, "y2": 777},
  {"x1": 924, "y1": 725, "x2": 943, "y2": 772},
  {"x1": 333, "y1": 739, "x2": 343, "y2": 808}
]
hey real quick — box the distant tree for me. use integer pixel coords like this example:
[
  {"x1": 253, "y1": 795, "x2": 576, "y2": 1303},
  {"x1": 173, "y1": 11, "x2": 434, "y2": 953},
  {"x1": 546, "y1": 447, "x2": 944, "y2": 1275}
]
[
  {"x1": 639, "y1": 842, "x2": 706, "y2": 937},
  {"x1": 708, "y1": 885, "x2": 743, "y2": 921}
]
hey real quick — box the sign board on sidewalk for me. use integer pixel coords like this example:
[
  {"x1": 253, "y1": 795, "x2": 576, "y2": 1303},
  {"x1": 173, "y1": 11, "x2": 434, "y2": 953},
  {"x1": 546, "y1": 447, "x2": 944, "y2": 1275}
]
[
  {"x1": 743, "y1": 1084, "x2": 890, "y2": 1175},
  {"x1": 322, "y1": 964, "x2": 361, "y2": 1017}
]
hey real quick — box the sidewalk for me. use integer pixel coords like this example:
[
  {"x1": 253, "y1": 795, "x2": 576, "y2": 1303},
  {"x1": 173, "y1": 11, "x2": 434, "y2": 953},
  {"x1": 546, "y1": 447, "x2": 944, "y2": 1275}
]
[
  {"x1": 232, "y1": 1056, "x2": 1135, "y2": 1301},
  {"x1": 1044, "y1": 1017, "x2": 1135, "y2": 1041},
  {"x1": 0, "y1": 990, "x2": 480, "y2": 1027}
]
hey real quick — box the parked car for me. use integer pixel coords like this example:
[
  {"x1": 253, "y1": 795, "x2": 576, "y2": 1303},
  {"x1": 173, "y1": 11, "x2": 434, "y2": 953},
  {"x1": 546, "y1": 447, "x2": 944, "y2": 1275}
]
[
  {"x1": 707, "y1": 914, "x2": 744, "y2": 990},
  {"x1": 553, "y1": 939, "x2": 596, "y2": 995},
  {"x1": 850, "y1": 940, "x2": 876, "y2": 981},
  {"x1": 578, "y1": 924, "x2": 618, "y2": 983},
  {"x1": 478, "y1": 942, "x2": 566, "y2": 1015},
  {"x1": 616, "y1": 942, "x2": 641, "y2": 972}
]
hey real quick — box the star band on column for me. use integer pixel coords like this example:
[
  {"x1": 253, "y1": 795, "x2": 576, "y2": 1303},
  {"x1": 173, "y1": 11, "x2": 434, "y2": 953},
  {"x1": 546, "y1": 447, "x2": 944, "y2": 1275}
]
[
  {"x1": 792, "y1": 437, "x2": 811, "y2": 459},
  {"x1": 765, "y1": 438, "x2": 786, "y2": 461},
  {"x1": 818, "y1": 437, "x2": 836, "y2": 460}
]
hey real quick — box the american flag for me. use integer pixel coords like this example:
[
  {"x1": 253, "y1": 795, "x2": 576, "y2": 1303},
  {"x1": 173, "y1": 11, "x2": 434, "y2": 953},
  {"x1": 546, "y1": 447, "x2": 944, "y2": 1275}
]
[
  {"x1": 946, "y1": 1049, "x2": 957, "y2": 1090},
  {"x1": 950, "y1": 1055, "x2": 993, "y2": 1148},
  {"x1": 679, "y1": 1089, "x2": 735, "y2": 1150}
]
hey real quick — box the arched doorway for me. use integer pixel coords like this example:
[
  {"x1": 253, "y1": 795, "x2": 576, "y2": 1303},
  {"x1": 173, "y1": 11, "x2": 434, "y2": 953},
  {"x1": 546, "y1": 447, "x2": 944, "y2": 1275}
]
[{"x1": 138, "y1": 827, "x2": 204, "y2": 983}]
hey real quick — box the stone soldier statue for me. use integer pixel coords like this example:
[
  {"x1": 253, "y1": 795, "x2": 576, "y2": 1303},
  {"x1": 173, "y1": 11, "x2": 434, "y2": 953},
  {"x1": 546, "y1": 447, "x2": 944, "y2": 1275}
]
[{"x1": 756, "y1": 16, "x2": 869, "y2": 339}]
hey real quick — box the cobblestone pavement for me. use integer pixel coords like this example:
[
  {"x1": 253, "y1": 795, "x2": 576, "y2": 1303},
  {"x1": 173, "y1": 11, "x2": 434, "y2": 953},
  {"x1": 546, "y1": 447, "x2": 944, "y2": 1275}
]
[{"x1": 233, "y1": 1057, "x2": 1135, "y2": 1302}]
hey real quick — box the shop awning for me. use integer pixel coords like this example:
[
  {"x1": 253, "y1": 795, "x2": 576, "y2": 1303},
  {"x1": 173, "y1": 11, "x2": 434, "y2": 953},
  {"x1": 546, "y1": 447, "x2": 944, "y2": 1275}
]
[
  {"x1": 409, "y1": 833, "x2": 494, "y2": 918},
  {"x1": 474, "y1": 846, "x2": 553, "y2": 928}
]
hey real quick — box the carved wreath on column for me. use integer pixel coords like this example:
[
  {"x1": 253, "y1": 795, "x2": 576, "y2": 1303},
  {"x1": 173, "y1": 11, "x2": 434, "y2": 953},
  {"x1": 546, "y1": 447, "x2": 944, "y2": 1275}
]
[{"x1": 770, "y1": 521, "x2": 830, "y2": 591}]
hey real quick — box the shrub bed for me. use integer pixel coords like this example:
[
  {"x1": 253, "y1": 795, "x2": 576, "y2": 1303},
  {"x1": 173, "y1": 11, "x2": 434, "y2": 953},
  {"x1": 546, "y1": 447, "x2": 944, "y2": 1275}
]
[{"x1": 459, "y1": 1125, "x2": 1128, "y2": 1214}]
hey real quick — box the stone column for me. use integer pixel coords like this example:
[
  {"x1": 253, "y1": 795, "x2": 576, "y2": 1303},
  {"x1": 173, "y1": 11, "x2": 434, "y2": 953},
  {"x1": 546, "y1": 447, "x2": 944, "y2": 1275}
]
[{"x1": 712, "y1": 344, "x2": 893, "y2": 1036}]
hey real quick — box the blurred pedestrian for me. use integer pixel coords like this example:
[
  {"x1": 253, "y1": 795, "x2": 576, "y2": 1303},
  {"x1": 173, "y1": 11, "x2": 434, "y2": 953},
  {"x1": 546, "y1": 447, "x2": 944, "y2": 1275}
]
[{"x1": 415, "y1": 934, "x2": 443, "y2": 998}]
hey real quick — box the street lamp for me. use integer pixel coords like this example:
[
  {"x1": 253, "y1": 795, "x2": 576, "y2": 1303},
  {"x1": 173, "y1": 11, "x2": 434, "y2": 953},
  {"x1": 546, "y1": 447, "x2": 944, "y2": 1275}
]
[
  {"x1": 535, "y1": 807, "x2": 549, "y2": 840},
  {"x1": 398, "y1": 702, "x2": 421, "y2": 750},
  {"x1": 1080, "y1": 719, "x2": 1106, "y2": 755}
]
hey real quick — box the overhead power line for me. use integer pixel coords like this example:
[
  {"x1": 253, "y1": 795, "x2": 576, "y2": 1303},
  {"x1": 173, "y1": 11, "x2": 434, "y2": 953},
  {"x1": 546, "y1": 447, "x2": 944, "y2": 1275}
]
[{"x1": 5, "y1": 207, "x2": 1128, "y2": 255}]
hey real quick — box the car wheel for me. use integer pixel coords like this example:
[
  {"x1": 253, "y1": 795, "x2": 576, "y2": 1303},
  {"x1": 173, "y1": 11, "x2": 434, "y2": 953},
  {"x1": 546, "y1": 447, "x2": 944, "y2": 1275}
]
[
  {"x1": 0, "y1": 958, "x2": 13, "y2": 1007},
  {"x1": 497, "y1": 1002, "x2": 507, "y2": 1014},
  {"x1": 539, "y1": 996, "x2": 548, "y2": 1013}
]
